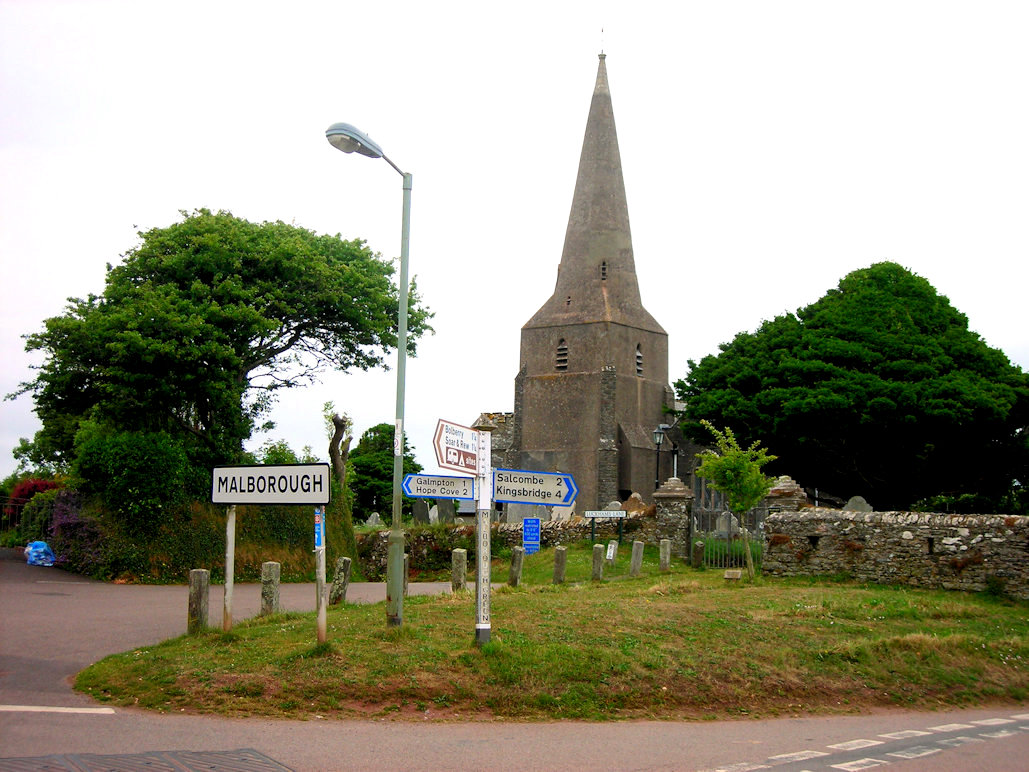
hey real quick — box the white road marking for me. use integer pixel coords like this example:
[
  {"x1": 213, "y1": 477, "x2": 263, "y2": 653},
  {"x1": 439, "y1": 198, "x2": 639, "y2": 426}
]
[
  {"x1": 768, "y1": 750, "x2": 829, "y2": 762},
  {"x1": 879, "y1": 729, "x2": 931, "y2": 740},
  {"x1": 828, "y1": 739, "x2": 884, "y2": 751},
  {"x1": 928, "y1": 723, "x2": 975, "y2": 732},
  {"x1": 0, "y1": 704, "x2": 116, "y2": 714}
]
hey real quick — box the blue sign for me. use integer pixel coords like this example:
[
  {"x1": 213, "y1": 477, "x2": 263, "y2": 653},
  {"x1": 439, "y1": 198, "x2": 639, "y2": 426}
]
[
  {"x1": 523, "y1": 517, "x2": 541, "y2": 555},
  {"x1": 493, "y1": 469, "x2": 578, "y2": 506},
  {"x1": 314, "y1": 506, "x2": 325, "y2": 549}
]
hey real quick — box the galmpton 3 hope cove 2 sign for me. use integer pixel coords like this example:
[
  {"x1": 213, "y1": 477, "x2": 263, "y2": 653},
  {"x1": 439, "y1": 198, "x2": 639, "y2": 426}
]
[{"x1": 211, "y1": 463, "x2": 331, "y2": 505}]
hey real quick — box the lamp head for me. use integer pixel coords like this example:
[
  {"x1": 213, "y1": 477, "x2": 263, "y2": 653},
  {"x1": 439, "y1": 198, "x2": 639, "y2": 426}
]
[{"x1": 325, "y1": 122, "x2": 384, "y2": 159}]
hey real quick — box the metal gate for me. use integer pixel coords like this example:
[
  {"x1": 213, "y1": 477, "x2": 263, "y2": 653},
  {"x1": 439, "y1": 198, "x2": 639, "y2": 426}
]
[{"x1": 691, "y1": 477, "x2": 767, "y2": 570}]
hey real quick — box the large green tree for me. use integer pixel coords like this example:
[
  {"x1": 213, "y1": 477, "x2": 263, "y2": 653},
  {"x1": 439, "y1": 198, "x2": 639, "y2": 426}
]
[
  {"x1": 12, "y1": 209, "x2": 432, "y2": 473},
  {"x1": 676, "y1": 262, "x2": 1029, "y2": 511},
  {"x1": 348, "y1": 423, "x2": 421, "y2": 520}
]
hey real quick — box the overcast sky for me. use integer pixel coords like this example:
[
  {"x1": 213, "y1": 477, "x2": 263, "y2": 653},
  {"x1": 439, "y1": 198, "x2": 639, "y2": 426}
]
[{"x1": 2, "y1": 0, "x2": 1027, "y2": 480}]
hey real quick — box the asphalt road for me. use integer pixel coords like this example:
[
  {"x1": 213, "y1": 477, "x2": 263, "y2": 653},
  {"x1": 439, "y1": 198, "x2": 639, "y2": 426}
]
[{"x1": 2, "y1": 550, "x2": 1028, "y2": 771}]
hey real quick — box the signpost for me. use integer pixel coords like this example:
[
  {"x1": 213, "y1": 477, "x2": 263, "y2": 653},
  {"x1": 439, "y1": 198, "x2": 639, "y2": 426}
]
[
  {"x1": 433, "y1": 419, "x2": 480, "y2": 476},
  {"x1": 584, "y1": 509, "x2": 625, "y2": 543},
  {"x1": 493, "y1": 469, "x2": 579, "y2": 506},
  {"x1": 314, "y1": 506, "x2": 327, "y2": 643},
  {"x1": 474, "y1": 427, "x2": 492, "y2": 646},
  {"x1": 403, "y1": 474, "x2": 475, "y2": 500},
  {"x1": 210, "y1": 463, "x2": 331, "y2": 634}
]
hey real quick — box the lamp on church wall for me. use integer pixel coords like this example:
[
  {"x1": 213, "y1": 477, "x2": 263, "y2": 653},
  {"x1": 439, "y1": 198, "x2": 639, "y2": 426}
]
[{"x1": 325, "y1": 121, "x2": 411, "y2": 629}]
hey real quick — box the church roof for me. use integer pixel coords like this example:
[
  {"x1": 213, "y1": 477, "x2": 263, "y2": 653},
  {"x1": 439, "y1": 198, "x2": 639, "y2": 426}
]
[{"x1": 524, "y1": 54, "x2": 665, "y2": 334}]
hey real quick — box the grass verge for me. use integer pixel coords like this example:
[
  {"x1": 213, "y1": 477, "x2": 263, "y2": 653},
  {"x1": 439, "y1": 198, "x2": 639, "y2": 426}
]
[{"x1": 75, "y1": 543, "x2": 1029, "y2": 721}]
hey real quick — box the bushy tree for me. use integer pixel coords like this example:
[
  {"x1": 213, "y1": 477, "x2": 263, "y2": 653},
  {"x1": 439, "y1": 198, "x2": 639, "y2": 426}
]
[
  {"x1": 10, "y1": 209, "x2": 432, "y2": 473},
  {"x1": 349, "y1": 423, "x2": 421, "y2": 520},
  {"x1": 677, "y1": 262, "x2": 1029, "y2": 511},
  {"x1": 694, "y1": 421, "x2": 777, "y2": 515}
]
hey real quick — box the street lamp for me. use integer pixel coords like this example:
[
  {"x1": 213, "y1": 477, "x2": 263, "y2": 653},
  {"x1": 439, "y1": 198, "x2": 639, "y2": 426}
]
[
  {"x1": 326, "y1": 121, "x2": 411, "y2": 628},
  {"x1": 652, "y1": 424, "x2": 670, "y2": 492}
]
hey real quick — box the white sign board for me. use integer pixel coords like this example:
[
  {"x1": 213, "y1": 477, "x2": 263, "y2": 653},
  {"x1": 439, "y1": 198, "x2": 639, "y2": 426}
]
[
  {"x1": 433, "y1": 419, "x2": 479, "y2": 475},
  {"x1": 583, "y1": 510, "x2": 626, "y2": 518},
  {"x1": 492, "y1": 469, "x2": 578, "y2": 506},
  {"x1": 403, "y1": 474, "x2": 475, "y2": 500},
  {"x1": 212, "y1": 464, "x2": 331, "y2": 505}
]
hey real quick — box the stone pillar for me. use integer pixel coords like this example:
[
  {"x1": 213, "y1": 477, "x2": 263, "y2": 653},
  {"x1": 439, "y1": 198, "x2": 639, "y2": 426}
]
[
  {"x1": 654, "y1": 477, "x2": 693, "y2": 558},
  {"x1": 260, "y1": 561, "x2": 280, "y2": 615},
  {"x1": 329, "y1": 557, "x2": 352, "y2": 605},
  {"x1": 630, "y1": 540, "x2": 644, "y2": 576},
  {"x1": 659, "y1": 539, "x2": 671, "y2": 571},
  {"x1": 553, "y1": 546, "x2": 567, "y2": 584},
  {"x1": 508, "y1": 546, "x2": 524, "y2": 587},
  {"x1": 451, "y1": 548, "x2": 467, "y2": 592},
  {"x1": 692, "y1": 540, "x2": 705, "y2": 568},
  {"x1": 187, "y1": 568, "x2": 209, "y2": 635},
  {"x1": 592, "y1": 543, "x2": 604, "y2": 580}
]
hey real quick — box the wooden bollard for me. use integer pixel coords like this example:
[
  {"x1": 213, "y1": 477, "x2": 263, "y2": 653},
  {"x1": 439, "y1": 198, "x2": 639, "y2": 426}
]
[
  {"x1": 187, "y1": 568, "x2": 209, "y2": 635},
  {"x1": 260, "y1": 561, "x2": 280, "y2": 615},
  {"x1": 592, "y1": 543, "x2": 604, "y2": 581},
  {"x1": 630, "y1": 540, "x2": 644, "y2": 576},
  {"x1": 452, "y1": 548, "x2": 467, "y2": 592},
  {"x1": 329, "y1": 557, "x2": 352, "y2": 605},
  {"x1": 508, "y1": 546, "x2": 524, "y2": 587},
  {"x1": 659, "y1": 539, "x2": 671, "y2": 571},
  {"x1": 553, "y1": 546, "x2": 568, "y2": 584}
]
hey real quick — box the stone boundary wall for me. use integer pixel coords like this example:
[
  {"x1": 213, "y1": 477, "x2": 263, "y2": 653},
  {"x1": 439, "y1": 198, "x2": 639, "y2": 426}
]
[{"x1": 763, "y1": 509, "x2": 1029, "y2": 600}]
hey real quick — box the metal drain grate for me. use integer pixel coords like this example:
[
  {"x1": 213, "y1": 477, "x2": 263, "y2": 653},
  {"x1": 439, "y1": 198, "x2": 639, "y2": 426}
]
[{"x1": 0, "y1": 749, "x2": 293, "y2": 772}]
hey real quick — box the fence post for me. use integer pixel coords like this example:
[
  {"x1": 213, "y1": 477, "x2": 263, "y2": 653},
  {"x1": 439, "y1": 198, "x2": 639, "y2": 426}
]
[
  {"x1": 260, "y1": 561, "x2": 280, "y2": 615},
  {"x1": 592, "y1": 543, "x2": 604, "y2": 581},
  {"x1": 329, "y1": 556, "x2": 352, "y2": 605},
  {"x1": 553, "y1": 546, "x2": 568, "y2": 584},
  {"x1": 187, "y1": 568, "x2": 209, "y2": 635},
  {"x1": 630, "y1": 540, "x2": 644, "y2": 577},
  {"x1": 508, "y1": 546, "x2": 525, "y2": 587},
  {"x1": 659, "y1": 539, "x2": 671, "y2": 571},
  {"x1": 451, "y1": 548, "x2": 467, "y2": 592}
]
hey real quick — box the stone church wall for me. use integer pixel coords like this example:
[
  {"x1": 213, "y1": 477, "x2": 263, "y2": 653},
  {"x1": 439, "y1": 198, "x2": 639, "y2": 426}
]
[{"x1": 762, "y1": 509, "x2": 1029, "y2": 600}]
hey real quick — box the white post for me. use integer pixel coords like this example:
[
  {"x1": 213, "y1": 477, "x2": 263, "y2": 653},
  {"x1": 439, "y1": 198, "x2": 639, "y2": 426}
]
[
  {"x1": 223, "y1": 504, "x2": 236, "y2": 632},
  {"x1": 475, "y1": 429, "x2": 492, "y2": 645}
]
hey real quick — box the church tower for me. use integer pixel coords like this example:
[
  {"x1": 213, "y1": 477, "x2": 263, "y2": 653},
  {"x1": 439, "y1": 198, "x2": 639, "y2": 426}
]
[{"x1": 512, "y1": 54, "x2": 672, "y2": 511}]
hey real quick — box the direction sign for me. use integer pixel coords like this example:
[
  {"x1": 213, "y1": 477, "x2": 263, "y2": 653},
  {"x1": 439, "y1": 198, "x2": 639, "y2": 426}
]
[
  {"x1": 403, "y1": 474, "x2": 475, "y2": 500},
  {"x1": 433, "y1": 419, "x2": 479, "y2": 475},
  {"x1": 492, "y1": 468, "x2": 578, "y2": 506}
]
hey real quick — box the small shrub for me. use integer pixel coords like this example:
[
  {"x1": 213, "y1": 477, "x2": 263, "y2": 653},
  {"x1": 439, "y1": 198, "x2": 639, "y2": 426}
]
[{"x1": 4, "y1": 477, "x2": 61, "y2": 529}]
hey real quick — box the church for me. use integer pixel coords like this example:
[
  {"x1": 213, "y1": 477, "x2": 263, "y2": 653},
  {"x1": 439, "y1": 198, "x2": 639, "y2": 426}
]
[{"x1": 478, "y1": 54, "x2": 676, "y2": 513}]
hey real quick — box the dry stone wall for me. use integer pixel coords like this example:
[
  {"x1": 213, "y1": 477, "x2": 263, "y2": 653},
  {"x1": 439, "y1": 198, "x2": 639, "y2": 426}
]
[{"x1": 763, "y1": 509, "x2": 1029, "y2": 600}]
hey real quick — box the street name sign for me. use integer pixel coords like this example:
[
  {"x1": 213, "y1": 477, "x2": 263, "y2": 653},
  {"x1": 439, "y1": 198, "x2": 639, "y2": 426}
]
[
  {"x1": 403, "y1": 474, "x2": 476, "y2": 500},
  {"x1": 583, "y1": 510, "x2": 626, "y2": 518},
  {"x1": 212, "y1": 463, "x2": 331, "y2": 505},
  {"x1": 492, "y1": 468, "x2": 578, "y2": 506},
  {"x1": 433, "y1": 419, "x2": 479, "y2": 475}
]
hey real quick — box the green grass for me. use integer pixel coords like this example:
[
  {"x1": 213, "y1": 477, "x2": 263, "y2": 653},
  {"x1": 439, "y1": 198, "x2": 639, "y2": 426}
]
[{"x1": 75, "y1": 543, "x2": 1029, "y2": 721}]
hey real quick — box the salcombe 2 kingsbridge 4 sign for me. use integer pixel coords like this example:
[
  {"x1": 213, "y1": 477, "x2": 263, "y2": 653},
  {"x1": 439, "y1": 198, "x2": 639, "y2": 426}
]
[{"x1": 211, "y1": 463, "x2": 331, "y2": 506}]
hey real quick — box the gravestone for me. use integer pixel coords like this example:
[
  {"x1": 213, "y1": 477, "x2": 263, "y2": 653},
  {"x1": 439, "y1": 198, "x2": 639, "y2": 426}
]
[
  {"x1": 435, "y1": 499, "x2": 455, "y2": 523},
  {"x1": 715, "y1": 511, "x2": 740, "y2": 537},
  {"x1": 506, "y1": 502, "x2": 549, "y2": 524},
  {"x1": 366, "y1": 512, "x2": 383, "y2": 527},
  {"x1": 843, "y1": 495, "x2": 873, "y2": 512},
  {"x1": 428, "y1": 505, "x2": 439, "y2": 524},
  {"x1": 412, "y1": 500, "x2": 430, "y2": 524}
]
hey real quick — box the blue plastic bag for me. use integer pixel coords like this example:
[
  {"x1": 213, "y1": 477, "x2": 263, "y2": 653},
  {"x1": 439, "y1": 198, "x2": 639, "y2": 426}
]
[{"x1": 25, "y1": 541, "x2": 55, "y2": 567}]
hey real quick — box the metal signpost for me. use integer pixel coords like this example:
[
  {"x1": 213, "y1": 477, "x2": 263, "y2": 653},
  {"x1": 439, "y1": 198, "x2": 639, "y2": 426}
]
[
  {"x1": 584, "y1": 509, "x2": 626, "y2": 543},
  {"x1": 210, "y1": 463, "x2": 331, "y2": 634},
  {"x1": 314, "y1": 506, "x2": 327, "y2": 643},
  {"x1": 403, "y1": 474, "x2": 475, "y2": 500}
]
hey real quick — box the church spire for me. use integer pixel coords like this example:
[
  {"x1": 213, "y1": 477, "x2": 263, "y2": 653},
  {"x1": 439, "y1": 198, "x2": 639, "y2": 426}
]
[{"x1": 524, "y1": 54, "x2": 664, "y2": 334}]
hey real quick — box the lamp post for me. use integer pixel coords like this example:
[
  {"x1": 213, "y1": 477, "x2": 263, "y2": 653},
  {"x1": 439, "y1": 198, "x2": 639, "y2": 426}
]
[
  {"x1": 652, "y1": 425, "x2": 669, "y2": 492},
  {"x1": 326, "y1": 122, "x2": 410, "y2": 628}
]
